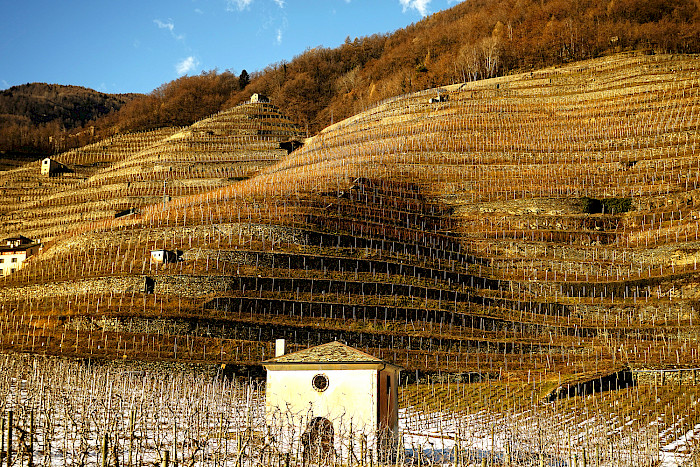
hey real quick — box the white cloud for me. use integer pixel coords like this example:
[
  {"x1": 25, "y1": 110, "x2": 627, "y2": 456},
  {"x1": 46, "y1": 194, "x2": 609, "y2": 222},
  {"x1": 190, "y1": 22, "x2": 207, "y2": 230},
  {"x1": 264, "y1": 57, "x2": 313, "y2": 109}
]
[
  {"x1": 154, "y1": 18, "x2": 185, "y2": 40},
  {"x1": 1, "y1": 80, "x2": 9, "y2": 89},
  {"x1": 399, "y1": 0, "x2": 430, "y2": 16},
  {"x1": 226, "y1": 0, "x2": 252, "y2": 11},
  {"x1": 176, "y1": 56, "x2": 199, "y2": 75},
  {"x1": 194, "y1": 8, "x2": 204, "y2": 14},
  {"x1": 226, "y1": 0, "x2": 283, "y2": 11},
  {"x1": 154, "y1": 19, "x2": 175, "y2": 32},
  {"x1": 276, "y1": 28, "x2": 283, "y2": 44}
]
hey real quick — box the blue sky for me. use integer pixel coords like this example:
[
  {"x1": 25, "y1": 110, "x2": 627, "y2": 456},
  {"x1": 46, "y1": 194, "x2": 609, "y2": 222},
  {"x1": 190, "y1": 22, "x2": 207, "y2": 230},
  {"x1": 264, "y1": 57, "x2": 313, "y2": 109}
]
[{"x1": 0, "y1": 0, "x2": 459, "y2": 95}]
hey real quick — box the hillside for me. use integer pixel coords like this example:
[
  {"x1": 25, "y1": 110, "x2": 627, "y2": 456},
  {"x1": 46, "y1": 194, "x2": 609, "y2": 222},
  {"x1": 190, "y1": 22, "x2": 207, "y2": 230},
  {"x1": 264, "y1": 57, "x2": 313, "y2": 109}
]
[
  {"x1": 0, "y1": 101, "x2": 301, "y2": 244},
  {"x1": 0, "y1": 83, "x2": 138, "y2": 154},
  {"x1": 168, "y1": 0, "x2": 700, "y2": 133},
  {"x1": 3, "y1": 0, "x2": 697, "y2": 158},
  {"x1": 2, "y1": 51, "x2": 700, "y2": 462},
  {"x1": 0, "y1": 52, "x2": 696, "y2": 387}
]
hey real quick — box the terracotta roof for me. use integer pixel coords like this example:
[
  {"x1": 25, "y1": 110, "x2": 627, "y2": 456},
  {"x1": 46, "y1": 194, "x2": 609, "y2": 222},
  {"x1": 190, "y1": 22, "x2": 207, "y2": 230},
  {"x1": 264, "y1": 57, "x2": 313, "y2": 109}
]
[{"x1": 265, "y1": 341, "x2": 385, "y2": 364}]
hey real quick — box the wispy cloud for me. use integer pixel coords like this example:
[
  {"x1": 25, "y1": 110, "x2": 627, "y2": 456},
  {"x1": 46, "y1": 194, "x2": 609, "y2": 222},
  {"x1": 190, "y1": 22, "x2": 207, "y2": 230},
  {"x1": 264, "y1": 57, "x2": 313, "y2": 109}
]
[
  {"x1": 226, "y1": 0, "x2": 253, "y2": 11},
  {"x1": 276, "y1": 28, "x2": 283, "y2": 44},
  {"x1": 227, "y1": 0, "x2": 284, "y2": 11},
  {"x1": 1, "y1": 80, "x2": 9, "y2": 89},
  {"x1": 154, "y1": 19, "x2": 184, "y2": 40},
  {"x1": 154, "y1": 19, "x2": 175, "y2": 32},
  {"x1": 194, "y1": 8, "x2": 204, "y2": 14},
  {"x1": 176, "y1": 56, "x2": 199, "y2": 75},
  {"x1": 399, "y1": 0, "x2": 431, "y2": 16}
]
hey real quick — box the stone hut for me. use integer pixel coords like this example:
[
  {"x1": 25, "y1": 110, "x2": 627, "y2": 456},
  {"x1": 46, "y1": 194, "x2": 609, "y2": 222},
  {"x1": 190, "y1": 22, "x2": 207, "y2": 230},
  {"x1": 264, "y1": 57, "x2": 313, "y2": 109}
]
[
  {"x1": 250, "y1": 93, "x2": 270, "y2": 104},
  {"x1": 41, "y1": 157, "x2": 66, "y2": 176},
  {"x1": 150, "y1": 249, "x2": 181, "y2": 264},
  {"x1": 428, "y1": 93, "x2": 449, "y2": 103}
]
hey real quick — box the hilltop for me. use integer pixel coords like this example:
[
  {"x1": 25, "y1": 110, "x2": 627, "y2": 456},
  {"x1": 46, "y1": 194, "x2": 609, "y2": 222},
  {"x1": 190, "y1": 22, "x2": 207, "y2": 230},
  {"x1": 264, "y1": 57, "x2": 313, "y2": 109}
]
[
  {"x1": 0, "y1": 52, "x2": 698, "y2": 391},
  {"x1": 2, "y1": 0, "x2": 699, "y2": 156},
  {"x1": 0, "y1": 83, "x2": 138, "y2": 154}
]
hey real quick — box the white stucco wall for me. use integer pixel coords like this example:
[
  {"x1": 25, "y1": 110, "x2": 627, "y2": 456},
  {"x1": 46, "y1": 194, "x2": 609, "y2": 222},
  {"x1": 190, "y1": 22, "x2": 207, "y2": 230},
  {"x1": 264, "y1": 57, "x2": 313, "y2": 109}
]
[
  {"x1": 266, "y1": 367, "x2": 378, "y2": 454},
  {"x1": 41, "y1": 158, "x2": 56, "y2": 175},
  {"x1": 151, "y1": 251, "x2": 165, "y2": 263},
  {"x1": 0, "y1": 251, "x2": 29, "y2": 276}
]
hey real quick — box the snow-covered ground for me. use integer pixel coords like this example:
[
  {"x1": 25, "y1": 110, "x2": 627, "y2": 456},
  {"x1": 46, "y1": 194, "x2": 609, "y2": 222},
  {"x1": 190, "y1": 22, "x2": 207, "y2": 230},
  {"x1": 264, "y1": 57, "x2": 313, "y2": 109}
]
[
  {"x1": 0, "y1": 355, "x2": 698, "y2": 466},
  {"x1": 398, "y1": 403, "x2": 700, "y2": 467}
]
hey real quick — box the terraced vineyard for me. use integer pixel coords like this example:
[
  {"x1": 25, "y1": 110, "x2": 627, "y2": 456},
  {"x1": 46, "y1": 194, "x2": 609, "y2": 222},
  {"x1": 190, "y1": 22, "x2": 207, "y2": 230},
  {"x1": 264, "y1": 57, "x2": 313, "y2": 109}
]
[
  {"x1": 0, "y1": 102, "x2": 299, "y2": 243},
  {"x1": 2, "y1": 52, "x2": 700, "y2": 463}
]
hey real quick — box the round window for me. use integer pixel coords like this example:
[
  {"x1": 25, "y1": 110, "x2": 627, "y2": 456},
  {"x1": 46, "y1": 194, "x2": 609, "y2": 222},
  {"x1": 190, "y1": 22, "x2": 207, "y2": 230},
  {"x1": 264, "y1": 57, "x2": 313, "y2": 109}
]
[{"x1": 312, "y1": 374, "x2": 329, "y2": 392}]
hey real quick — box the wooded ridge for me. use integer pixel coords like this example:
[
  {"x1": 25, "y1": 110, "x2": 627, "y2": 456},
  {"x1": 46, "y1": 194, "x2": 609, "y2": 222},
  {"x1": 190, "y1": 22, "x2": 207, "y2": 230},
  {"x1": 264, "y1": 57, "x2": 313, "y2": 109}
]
[{"x1": 2, "y1": 0, "x2": 699, "y2": 156}]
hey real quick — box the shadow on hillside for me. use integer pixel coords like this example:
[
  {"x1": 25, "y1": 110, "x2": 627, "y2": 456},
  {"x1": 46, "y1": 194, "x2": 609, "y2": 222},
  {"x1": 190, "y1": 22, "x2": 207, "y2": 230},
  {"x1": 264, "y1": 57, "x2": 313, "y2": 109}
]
[{"x1": 547, "y1": 369, "x2": 634, "y2": 401}]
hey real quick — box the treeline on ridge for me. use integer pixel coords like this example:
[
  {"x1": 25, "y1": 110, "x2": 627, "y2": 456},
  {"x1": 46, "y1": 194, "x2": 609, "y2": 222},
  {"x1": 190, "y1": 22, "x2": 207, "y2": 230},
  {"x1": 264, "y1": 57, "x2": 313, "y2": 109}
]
[
  {"x1": 0, "y1": 83, "x2": 137, "y2": 155},
  {"x1": 3, "y1": 0, "x2": 700, "y2": 156}
]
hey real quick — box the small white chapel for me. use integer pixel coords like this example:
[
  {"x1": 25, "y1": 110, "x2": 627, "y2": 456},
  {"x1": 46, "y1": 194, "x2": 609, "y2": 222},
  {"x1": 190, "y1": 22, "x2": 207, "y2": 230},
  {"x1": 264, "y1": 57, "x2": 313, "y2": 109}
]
[{"x1": 262, "y1": 340, "x2": 402, "y2": 464}]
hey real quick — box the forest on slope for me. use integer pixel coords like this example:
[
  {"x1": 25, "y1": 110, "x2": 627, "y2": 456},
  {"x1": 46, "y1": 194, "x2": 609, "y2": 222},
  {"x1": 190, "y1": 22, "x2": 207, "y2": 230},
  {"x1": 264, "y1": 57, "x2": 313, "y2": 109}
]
[
  {"x1": 3, "y1": 0, "x2": 699, "y2": 155},
  {"x1": 0, "y1": 83, "x2": 138, "y2": 154}
]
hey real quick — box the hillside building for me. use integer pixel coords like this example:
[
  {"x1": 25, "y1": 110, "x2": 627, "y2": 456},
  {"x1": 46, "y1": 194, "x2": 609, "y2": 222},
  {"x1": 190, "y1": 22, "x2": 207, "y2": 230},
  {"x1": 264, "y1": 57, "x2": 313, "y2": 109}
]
[
  {"x1": 1, "y1": 236, "x2": 40, "y2": 276},
  {"x1": 150, "y1": 249, "x2": 181, "y2": 264},
  {"x1": 428, "y1": 93, "x2": 449, "y2": 103},
  {"x1": 40, "y1": 157, "x2": 64, "y2": 176},
  {"x1": 250, "y1": 93, "x2": 270, "y2": 104},
  {"x1": 262, "y1": 340, "x2": 402, "y2": 464}
]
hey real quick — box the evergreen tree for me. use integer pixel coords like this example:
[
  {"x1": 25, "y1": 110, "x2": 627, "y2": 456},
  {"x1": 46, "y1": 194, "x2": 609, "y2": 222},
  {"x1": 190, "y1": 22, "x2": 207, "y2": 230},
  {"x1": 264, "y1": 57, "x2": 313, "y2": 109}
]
[{"x1": 239, "y1": 70, "x2": 250, "y2": 89}]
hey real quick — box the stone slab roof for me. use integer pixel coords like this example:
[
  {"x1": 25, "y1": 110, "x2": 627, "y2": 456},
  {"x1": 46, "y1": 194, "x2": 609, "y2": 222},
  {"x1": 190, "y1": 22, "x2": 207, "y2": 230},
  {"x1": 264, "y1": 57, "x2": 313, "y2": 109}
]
[
  {"x1": 265, "y1": 341, "x2": 385, "y2": 364},
  {"x1": 0, "y1": 239, "x2": 39, "y2": 253},
  {"x1": 3, "y1": 235, "x2": 32, "y2": 244}
]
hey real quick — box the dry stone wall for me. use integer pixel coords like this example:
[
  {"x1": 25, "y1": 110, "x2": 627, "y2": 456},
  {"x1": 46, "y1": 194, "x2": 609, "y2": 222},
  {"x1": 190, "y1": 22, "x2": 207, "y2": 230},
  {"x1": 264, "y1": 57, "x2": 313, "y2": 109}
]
[
  {"x1": 0, "y1": 274, "x2": 250, "y2": 301},
  {"x1": 632, "y1": 367, "x2": 700, "y2": 386},
  {"x1": 0, "y1": 276, "x2": 143, "y2": 302},
  {"x1": 43, "y1": 222, "x2": 305, "y2": 260}
]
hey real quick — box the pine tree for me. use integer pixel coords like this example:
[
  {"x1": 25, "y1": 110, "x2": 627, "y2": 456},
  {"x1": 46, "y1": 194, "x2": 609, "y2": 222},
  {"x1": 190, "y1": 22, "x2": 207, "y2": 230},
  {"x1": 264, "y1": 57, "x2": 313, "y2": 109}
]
[{"x1": 239, "y1": 70, "x2": 250, "y2": 90}]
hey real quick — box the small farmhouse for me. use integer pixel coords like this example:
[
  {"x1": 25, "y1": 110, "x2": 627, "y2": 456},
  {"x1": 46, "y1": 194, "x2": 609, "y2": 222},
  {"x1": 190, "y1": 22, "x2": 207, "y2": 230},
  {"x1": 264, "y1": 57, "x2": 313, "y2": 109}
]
[
  {"x1": 40, "y1": 157, "x2": 64, "y2": 176},
  {"x1": 150, "y1": 249, "x2": 181, "y2": 264},
  {"x1": 263, "y1": 340, "x2": 401, "y2": 464},
  {"x1": 0, "y1": 236, "x2": 39, "y2": 276},
  {"x1": 428, "y1": 93, "x2": 449, "y2": 103},
  {"x1": 250, "y1": 93, "x2": 270, "y2": 104}
]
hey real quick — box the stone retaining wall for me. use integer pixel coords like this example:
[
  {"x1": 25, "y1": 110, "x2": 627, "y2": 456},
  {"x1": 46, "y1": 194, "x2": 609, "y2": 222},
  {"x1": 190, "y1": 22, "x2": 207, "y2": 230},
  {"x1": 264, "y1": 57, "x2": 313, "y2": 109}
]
[
  {"x1": 0, "y1": 276, "x2": 143, "y2": 302},
  {"x1": 632, "y1": 368, "x2": 700, "y2": 385},
  {"x1": 0, "y1": 352, "x2": 259, "y2": 380},
  {"x1": 0, "y1": 274, "x2": 240, "y2": 301},
  {"x1": 43, "y1": 222, "x2": 305, "y2": 260}
]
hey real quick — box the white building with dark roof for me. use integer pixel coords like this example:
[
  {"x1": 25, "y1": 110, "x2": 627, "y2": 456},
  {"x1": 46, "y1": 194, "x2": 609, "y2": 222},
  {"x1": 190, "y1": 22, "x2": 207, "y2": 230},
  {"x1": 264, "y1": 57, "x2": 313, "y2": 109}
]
[
  {"x1": 40, "y1": 157, "x2": 65, "y2": 176},
  {"x1": 1, "y1": 236, "x2": 39, "y2": 276},
  {"x1": 262, "y1": 340, "x2": 402, "y2": 464},
  {"x1": 150, "y1": 249, "x2": 181, "y2": 264},
  {"x1": 250, "y1": 93, "x2": 270, "y2": 104}
]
